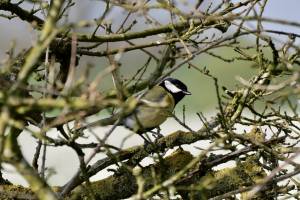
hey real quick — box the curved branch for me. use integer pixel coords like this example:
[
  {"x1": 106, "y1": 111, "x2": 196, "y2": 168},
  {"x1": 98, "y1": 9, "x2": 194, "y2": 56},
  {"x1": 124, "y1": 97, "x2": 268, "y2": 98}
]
[
  {"x1": 0, "y1": 1, "x2": 44, "y2": 27},
  {"x1": 60, "y1": 118, "x2": 219, "y2": 196}
]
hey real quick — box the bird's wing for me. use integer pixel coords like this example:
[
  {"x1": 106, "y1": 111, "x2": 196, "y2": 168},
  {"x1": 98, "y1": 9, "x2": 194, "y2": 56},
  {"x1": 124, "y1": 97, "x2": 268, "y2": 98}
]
[
  {"x1": 122, "y1": 86, "x2": 175, "y2": 131},
  {"x1": 139, "y1": 86, "x2": 175, "y2": 109}
]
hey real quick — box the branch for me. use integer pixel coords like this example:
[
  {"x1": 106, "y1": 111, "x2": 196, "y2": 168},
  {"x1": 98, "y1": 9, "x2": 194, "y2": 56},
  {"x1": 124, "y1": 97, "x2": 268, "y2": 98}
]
[
  {"x1": 60, "y1": 118, "x2": 219, "y2": 196},
  {"x1": 12, "y1": 0, "x2": 64, "y2": 89},
  {"x1": 3, "y1": 128, "x2": 58, "y2": 200},
  {"x1": 74, "y1": 17, "x2": 229, "y2": 43},
  {"x1": 0, "y1": 1, "x2": 44, "y2": 27},
  {"x1": 68, "y1": 149, "x2": 193, "y2": 200},
  {"x1": 77, "y1": 39, "x2": 178, "y2": 57}
]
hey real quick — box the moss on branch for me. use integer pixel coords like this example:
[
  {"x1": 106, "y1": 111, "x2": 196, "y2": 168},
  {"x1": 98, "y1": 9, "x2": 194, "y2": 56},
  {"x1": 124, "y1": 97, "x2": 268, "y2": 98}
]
[
  {"x1": 60, "y1": 119, "x2": 219, "y2": 196},
  {"x1": 0, "y1": 153, "x2": 269, "y2": 200},
  {"x1": 178, "y1": 156, "x2": 267, "y2": 199},
  {"x1": 68, "y1": 149, "x2": 194, "y2": 200}
]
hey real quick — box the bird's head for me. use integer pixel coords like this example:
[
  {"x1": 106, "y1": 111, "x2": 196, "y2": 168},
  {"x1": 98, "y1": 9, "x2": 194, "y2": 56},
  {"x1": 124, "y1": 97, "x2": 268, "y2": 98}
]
[{"x1": 159, "y1": 78, "x2": 191, "y2": 104}]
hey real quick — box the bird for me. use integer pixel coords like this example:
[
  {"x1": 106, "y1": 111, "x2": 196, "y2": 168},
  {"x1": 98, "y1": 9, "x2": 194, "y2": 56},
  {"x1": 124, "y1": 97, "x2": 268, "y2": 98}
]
[
  {"x1": 121, "y1": 77, "x2": 191, "y2": 135},
  {"x1": 70, "y1": 77, "x2": 191, "y2": 141}
]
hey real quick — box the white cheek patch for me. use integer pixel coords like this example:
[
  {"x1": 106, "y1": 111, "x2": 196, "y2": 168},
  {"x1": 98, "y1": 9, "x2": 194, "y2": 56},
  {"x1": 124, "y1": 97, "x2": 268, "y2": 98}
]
[{"x1": 165, "y1": 80, "x2": 182, "y2": 93}]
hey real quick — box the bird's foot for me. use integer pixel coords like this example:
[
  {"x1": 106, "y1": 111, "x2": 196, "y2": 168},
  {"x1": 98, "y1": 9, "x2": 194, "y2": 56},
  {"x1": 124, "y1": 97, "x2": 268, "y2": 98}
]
[
  {"x1": 150, "y1": 130, "x2": 164, "y2": 140},
  {"x1": 138, "y1": 134, "x2": 156, "y2": 153}
]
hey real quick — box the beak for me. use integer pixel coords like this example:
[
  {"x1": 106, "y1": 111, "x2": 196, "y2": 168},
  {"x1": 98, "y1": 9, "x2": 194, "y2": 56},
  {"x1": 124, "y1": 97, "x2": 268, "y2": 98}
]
[{"x1": 182, "y1": 90, "x2": 192, "y2": 95}]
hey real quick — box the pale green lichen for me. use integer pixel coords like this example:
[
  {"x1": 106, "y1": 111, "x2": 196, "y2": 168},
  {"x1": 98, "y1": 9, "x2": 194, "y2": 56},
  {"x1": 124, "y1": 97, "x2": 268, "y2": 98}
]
[
  {"x1": 188, "y1": 155, "x2": 266, "y2": 199},
  {"x1": 69, "y1": 150, "x2": 194, "y2": 200}
]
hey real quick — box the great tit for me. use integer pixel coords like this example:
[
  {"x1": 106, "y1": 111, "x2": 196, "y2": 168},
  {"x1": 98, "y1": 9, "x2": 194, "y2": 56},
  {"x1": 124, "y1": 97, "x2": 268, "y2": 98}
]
[{"x1": 122, "y1": 78, "x2": 191, "y2": 134}]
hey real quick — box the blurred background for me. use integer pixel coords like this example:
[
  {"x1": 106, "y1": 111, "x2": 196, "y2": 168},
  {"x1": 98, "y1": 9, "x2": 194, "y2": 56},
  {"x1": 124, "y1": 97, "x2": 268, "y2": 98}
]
[{"x1": 1, "y1": 0, "x2": 300, "y2": 186}]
